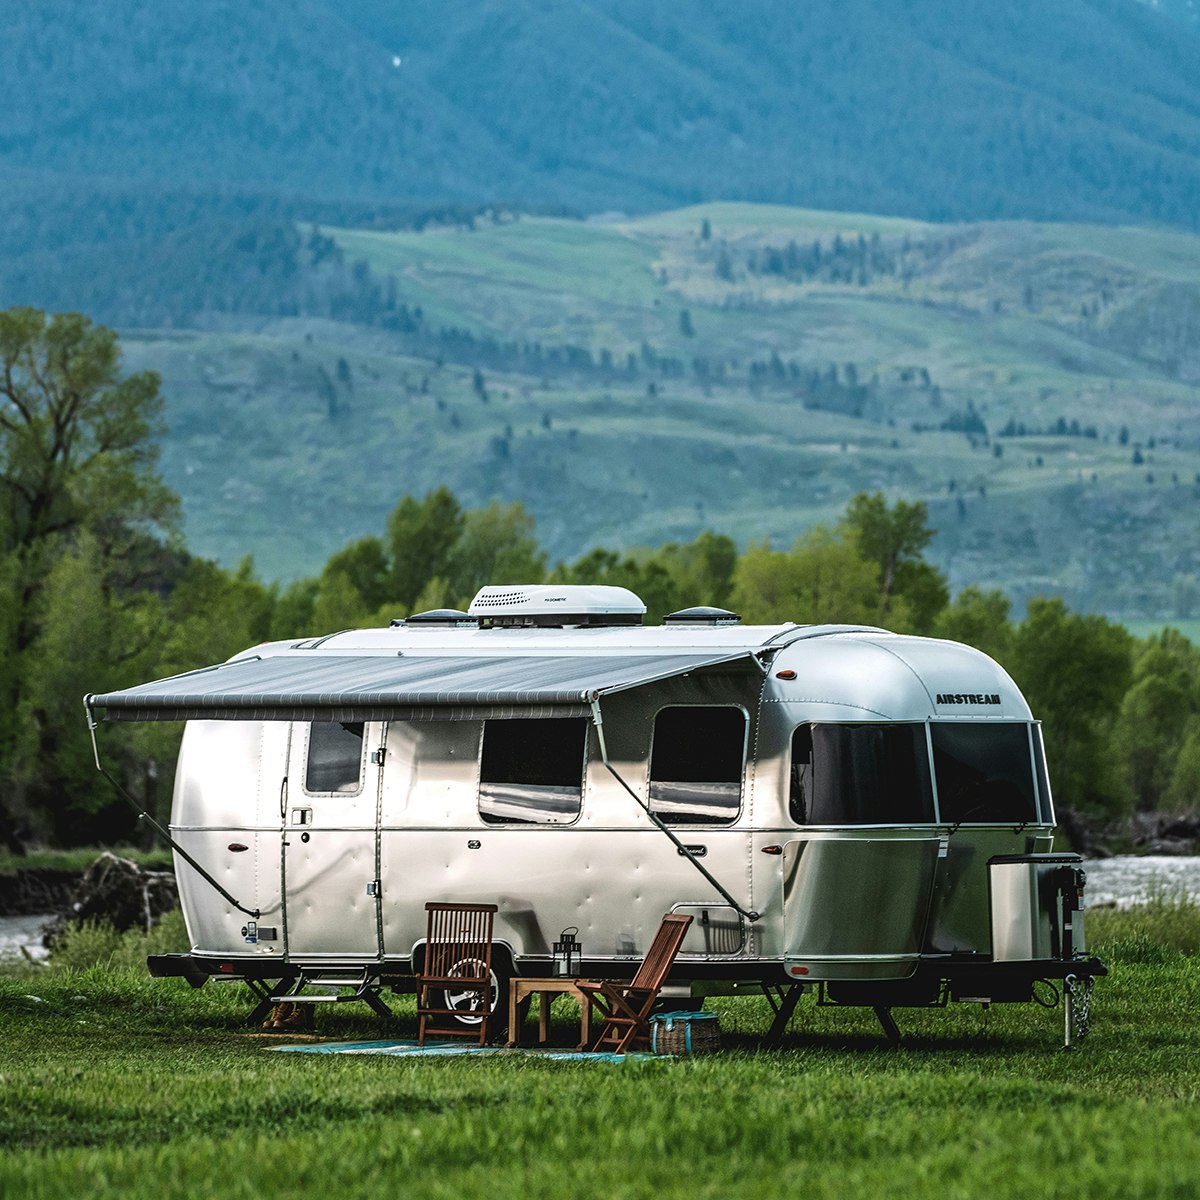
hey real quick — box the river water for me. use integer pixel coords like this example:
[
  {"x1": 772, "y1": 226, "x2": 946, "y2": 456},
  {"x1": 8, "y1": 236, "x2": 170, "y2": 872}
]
[
  {"x1": 1, "y1": 855, "x2": 1198, "y2": 961},
  {"x1": 0, "y1": 913, "x2": 53, "y2": 962}
]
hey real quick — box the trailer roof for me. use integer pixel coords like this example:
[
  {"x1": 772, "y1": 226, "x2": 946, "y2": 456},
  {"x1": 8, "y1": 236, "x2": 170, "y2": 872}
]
[{"x1": 86, "y1": 649, "x2": 765, "y2": 723}]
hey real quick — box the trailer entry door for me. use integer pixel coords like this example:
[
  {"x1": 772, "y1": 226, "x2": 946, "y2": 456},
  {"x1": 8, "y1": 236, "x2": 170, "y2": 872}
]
[{"x1": 283, "y1": 720, "x2": 384, "y2": 960}]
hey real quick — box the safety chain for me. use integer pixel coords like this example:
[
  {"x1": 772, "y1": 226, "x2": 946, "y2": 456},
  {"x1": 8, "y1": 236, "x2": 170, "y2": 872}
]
[{"x1": 1065, "y1": 973, "x2": 1094, "y2": 1041}]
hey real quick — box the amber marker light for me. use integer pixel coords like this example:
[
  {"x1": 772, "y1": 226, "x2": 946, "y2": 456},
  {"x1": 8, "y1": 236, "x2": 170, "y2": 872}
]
[
  {"x1": 762, "y1": 845, "x2": 783, "y2": 855},
  {"x1": 775, "y1": 669, "x2": 797, "y2": 680}
]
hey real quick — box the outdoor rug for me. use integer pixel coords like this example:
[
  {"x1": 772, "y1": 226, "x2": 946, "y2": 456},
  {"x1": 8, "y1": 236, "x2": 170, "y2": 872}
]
[{"x1": 269, "y1": 1038, "x2": 655, "y2": 1062}]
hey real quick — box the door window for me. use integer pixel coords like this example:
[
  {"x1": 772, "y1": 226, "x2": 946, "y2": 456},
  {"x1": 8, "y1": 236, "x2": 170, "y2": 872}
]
[{"x1": 304, "y1": 721, "x2": 365, "y2": 795}]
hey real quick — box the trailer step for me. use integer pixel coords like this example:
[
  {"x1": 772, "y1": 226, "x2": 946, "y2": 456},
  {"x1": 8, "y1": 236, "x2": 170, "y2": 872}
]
[{"x1": 263, "y1": 969, "x2": 396, "y2": 1021}]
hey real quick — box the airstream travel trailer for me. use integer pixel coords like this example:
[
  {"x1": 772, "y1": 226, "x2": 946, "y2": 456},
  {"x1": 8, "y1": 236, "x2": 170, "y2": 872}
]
[{"x1": 85, "y1": 584, "x2": 1104, "y2": 1042}]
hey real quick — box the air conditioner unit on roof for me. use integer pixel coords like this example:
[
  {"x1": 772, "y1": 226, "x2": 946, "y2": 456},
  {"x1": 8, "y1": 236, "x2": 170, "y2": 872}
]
[{"x1": 468, "y1": 584, "x2": 646, "y2": 627}]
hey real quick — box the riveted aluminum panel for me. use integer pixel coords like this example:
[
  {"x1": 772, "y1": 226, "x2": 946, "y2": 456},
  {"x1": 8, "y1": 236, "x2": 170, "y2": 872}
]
[
  {"x1": 379, "y1": 828, "x2": 753, "y2": 964},
  {"x1": 173, "y1": 828, "x2": 284, "y2": 959},
  {"x1": 780, "y1": 835, "x2": 941, "y2": 980}
]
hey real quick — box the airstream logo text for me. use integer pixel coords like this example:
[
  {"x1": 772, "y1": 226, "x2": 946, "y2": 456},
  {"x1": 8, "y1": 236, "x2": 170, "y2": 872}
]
[{"x1": 936, "y1": 692, "x2": 1002, "y2": 705}]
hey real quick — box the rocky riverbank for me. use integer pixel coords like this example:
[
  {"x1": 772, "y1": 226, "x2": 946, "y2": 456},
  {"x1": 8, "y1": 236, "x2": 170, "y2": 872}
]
[
  {"x1": 0, "y1": 853, "x2": 177, "y2": 950},
  {"x1": 0, "y1": 868, "x2": 87, "y2": 916},
  {"x1": 1058, "y1": 810, "x2": 1200, "y2": 859}
]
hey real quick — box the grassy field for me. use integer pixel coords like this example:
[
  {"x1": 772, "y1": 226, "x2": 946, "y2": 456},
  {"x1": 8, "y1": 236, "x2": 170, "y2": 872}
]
[
  {"x1": 2, "y1": 902, "x2": 1199, "y2": 1199},
  {"x1": 116, "y1": 202, "x2": 1200, "y2": 618}
]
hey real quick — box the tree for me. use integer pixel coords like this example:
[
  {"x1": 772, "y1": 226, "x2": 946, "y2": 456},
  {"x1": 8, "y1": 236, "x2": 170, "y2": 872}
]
[
  {"x1": 1115, "y1": 632, "x2": 1199, "y2": 811},
  {"x1": 840, "y1": 492, "x2": 948, "y2": 631},
  {"x1": 0, "y1": 308, "x2": 177, "y2": 562},
  {"x1": 386, "y1": 487, "x2": 464, "y2": 611},
  {"x1": 731, "y1": 529, "x2": 880, "y2": 626},
  {"x1": 933, "y1": 587, "x2": 1013, "y2": 664},
  {"x1": 448, "y1": 500, "x2": 546, "y2": 605},
  {"x1": 0, "y1": 308, "x2": 178, "y2": 848},
  {"x1": 1009, "y1": 599, "x2": 1133, "y2": 820}
]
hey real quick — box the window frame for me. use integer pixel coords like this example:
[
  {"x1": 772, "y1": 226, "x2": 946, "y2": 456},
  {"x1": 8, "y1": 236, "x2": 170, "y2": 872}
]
[
  {"x1": 928, "y1": 719, "x2": 1044, "y2": 828},
  {"x1": 302, "y1": 720, "x2": 367, "y2": 798},
  {"x1": 646, "y1": 703, "x2": 749, "y2": 827},
  {"x1": 787, "y1": 719, "x2": 936, "y2": 829},
  {"x1": 476, "y1": 716, "x2": 589, "y2": 827}
]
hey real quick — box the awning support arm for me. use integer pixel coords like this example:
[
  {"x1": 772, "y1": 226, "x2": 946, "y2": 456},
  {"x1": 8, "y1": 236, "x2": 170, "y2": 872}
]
[
  {"x1": 588, "y1": 697, "x2": 760, "y2": 922},
  {"x1": 84, "y1": 698, "x2": 261, "y2": 919}
]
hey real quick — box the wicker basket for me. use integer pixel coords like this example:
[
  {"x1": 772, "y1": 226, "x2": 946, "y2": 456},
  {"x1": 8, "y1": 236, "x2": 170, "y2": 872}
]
[{"x1": 649, "y1": 1011, "x2": 721, "y2": 1056}]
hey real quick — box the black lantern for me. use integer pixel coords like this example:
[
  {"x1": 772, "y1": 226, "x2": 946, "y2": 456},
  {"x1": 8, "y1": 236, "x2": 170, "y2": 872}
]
[{"x1": 552, "y1": 926, "x2": 581, "y2": 977}]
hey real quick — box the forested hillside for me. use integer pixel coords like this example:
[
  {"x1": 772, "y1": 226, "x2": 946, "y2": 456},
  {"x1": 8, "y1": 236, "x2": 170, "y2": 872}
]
[
  {"x1": 4, "y1": 0, "x2": 1200, "y2": 249},
  {"x1": 2, "y1": 4, "x2": 1200, "y2": 619},
  {"x1": 10, "y1": 202, "x2": 1188, "y2": 619}
]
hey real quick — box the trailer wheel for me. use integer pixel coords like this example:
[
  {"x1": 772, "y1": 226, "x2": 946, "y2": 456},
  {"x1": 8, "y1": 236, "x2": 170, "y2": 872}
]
[{"x1": 436, "y1": 955, "x2": 510, "y2": 1036}]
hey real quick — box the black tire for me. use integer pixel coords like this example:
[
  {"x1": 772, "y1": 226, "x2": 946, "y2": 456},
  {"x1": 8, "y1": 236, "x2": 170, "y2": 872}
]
[{"x1": 435, "y1": 954, "x2": 511, "y2": 1038}]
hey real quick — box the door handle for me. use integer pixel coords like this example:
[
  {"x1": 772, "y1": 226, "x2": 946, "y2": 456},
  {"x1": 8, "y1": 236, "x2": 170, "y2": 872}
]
[{"x1": 290, "y1": 807, "x2": 313, "y2": 826}]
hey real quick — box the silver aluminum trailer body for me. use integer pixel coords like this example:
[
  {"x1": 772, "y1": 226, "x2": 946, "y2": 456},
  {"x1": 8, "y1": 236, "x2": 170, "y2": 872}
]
[{"x1": 87, "y1": 589, "x2": 1099, "y2": 1017}]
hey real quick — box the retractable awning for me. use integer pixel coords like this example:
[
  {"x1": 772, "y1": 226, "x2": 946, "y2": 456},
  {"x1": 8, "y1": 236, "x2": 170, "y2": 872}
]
[{"x1": 86, "y1": 650, "x2": 763, "y2": 723}]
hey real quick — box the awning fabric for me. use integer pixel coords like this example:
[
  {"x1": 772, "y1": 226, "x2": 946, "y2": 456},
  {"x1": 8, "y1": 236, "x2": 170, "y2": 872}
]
[{"x1": 87, "y1": 651, "x2": 762, "y2": 723}]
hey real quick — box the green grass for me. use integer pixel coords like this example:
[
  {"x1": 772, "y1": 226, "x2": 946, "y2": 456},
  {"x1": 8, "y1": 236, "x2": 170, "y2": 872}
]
[{"x1": 1, "y1": 907, "x2": 1199, "y2": 1199}]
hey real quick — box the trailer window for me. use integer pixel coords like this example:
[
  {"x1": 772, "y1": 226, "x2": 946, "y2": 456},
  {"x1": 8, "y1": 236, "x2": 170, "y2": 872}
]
[
  {"x1": 305, "y1": 722, "x2": 365, "y2": 795},
  {"x1": 479, "y1": 717, "x2": 586, "y2": 825},
  {"x1": 931, "y1": 722, "x2": 1038, "y2": 825},
  {"x1": 649, "y1": 706, "x2": 745, "y2": 825},
  {"x1": 789, "y1": 723, "x2": 934, "y2": 825},
  {"x1": 1032, "y1": 725, "x2": 1053, "y2": 823}
]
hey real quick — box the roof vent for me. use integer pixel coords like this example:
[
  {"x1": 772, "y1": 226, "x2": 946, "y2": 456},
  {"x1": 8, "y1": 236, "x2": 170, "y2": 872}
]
[
  {"x1": 392, "y1": 608, "x2": 479, "y2": 628},
  {"x1": 468, "y1": 584, "x2": 645, "y2": 628},
  {"x1": 663, "y1": 606, "x2": 741, "y2": 626}
]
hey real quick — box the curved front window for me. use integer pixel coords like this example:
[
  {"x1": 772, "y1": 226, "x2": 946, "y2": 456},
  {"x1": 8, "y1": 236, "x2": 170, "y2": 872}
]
[
  {"x1": 789, "y1": 723, "x2": 934, "y2": 825},
  {"x1": 930, "y1": 722, "x2": 1039, "y2": 825}
]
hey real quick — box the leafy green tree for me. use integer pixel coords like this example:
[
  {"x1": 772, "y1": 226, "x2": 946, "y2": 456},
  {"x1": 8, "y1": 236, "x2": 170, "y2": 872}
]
[
  {"x1": 448, "y1": 500, "x2": 546, "y2": 606},
  {"x1": 1116, "y1": 631, "x2": 1200, "y2": 811},
  {"x1": 0, "y1": 308, "x2": 178, "y2": 847},
  {"x1": 840, "y1": 492, "x2": 948, "y2": 631},
  {"x1": 1010, "y1": 598, "x2": 1133, "y2": 820},
  {"x1": 322, "y1": 536, "x2": 390, "y2": 612},
  {"x1": 731, "y1": 528, "x2": 880, "y2": 626},
  {"x1": 15, "y1": 536, "x2": 161, "y2": 841},
  {"x1": 656, "y1": 531, "x2": 738, "y2": 611},
  {"x1": 386, "y1": 487, "x2": 464, "y2": 610},
  {"x1": 1165, "y1": 719, "x2": 1200, "y2": 814},
  {"x1": 933, "y1": 586, "x2": 1014, "y2": 664},
  {"x1": 270, "y1": 576, "x2": 319, "y2": 640}
]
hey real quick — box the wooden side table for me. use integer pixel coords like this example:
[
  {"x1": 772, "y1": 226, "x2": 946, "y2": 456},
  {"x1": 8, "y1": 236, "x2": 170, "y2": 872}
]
[{"x1": 507, "y1": 977, "x2": 592, "y2": 1049}]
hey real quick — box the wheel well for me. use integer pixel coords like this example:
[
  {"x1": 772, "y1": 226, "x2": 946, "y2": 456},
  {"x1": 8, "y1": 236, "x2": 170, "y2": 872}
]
[{"x1": 410, "y1": 939, "x2": 516, "y2": 979}]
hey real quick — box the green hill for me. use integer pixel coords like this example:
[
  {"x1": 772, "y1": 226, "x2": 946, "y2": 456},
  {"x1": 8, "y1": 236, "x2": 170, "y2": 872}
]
[{"x1": 102, "y1": 203, "x2": 1200, "y2": 619}]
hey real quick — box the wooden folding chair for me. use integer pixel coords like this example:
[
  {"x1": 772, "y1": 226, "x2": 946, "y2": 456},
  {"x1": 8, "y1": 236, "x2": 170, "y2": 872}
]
[
  {"x1": 416, "y1": 902, "x2": 499, "y2": 1047},
  {"x1": 575, "y1": 913, "x2": 694, "y2": 1054}
]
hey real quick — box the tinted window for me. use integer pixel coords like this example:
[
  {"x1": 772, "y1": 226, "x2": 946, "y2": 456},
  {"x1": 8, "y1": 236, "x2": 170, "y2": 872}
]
[
  {"x1": 305, "y1": 722, "x2": 364, "y2": 794},
  {"x1": 931, "y1": 722, "x2": 1038, "y2": 825},
  {"x1": 1032, "y1": 725, "x2": 1053, "y2": 823},
  {"x1": 790, "y1": 723, "x2": 934, "y2": 825},
  {"x1": 649, "y1": 706, "x2": 746, "y2": 825},
  {"x1": 479, "y1": 717, "x2": 586, "y2": 825}
]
